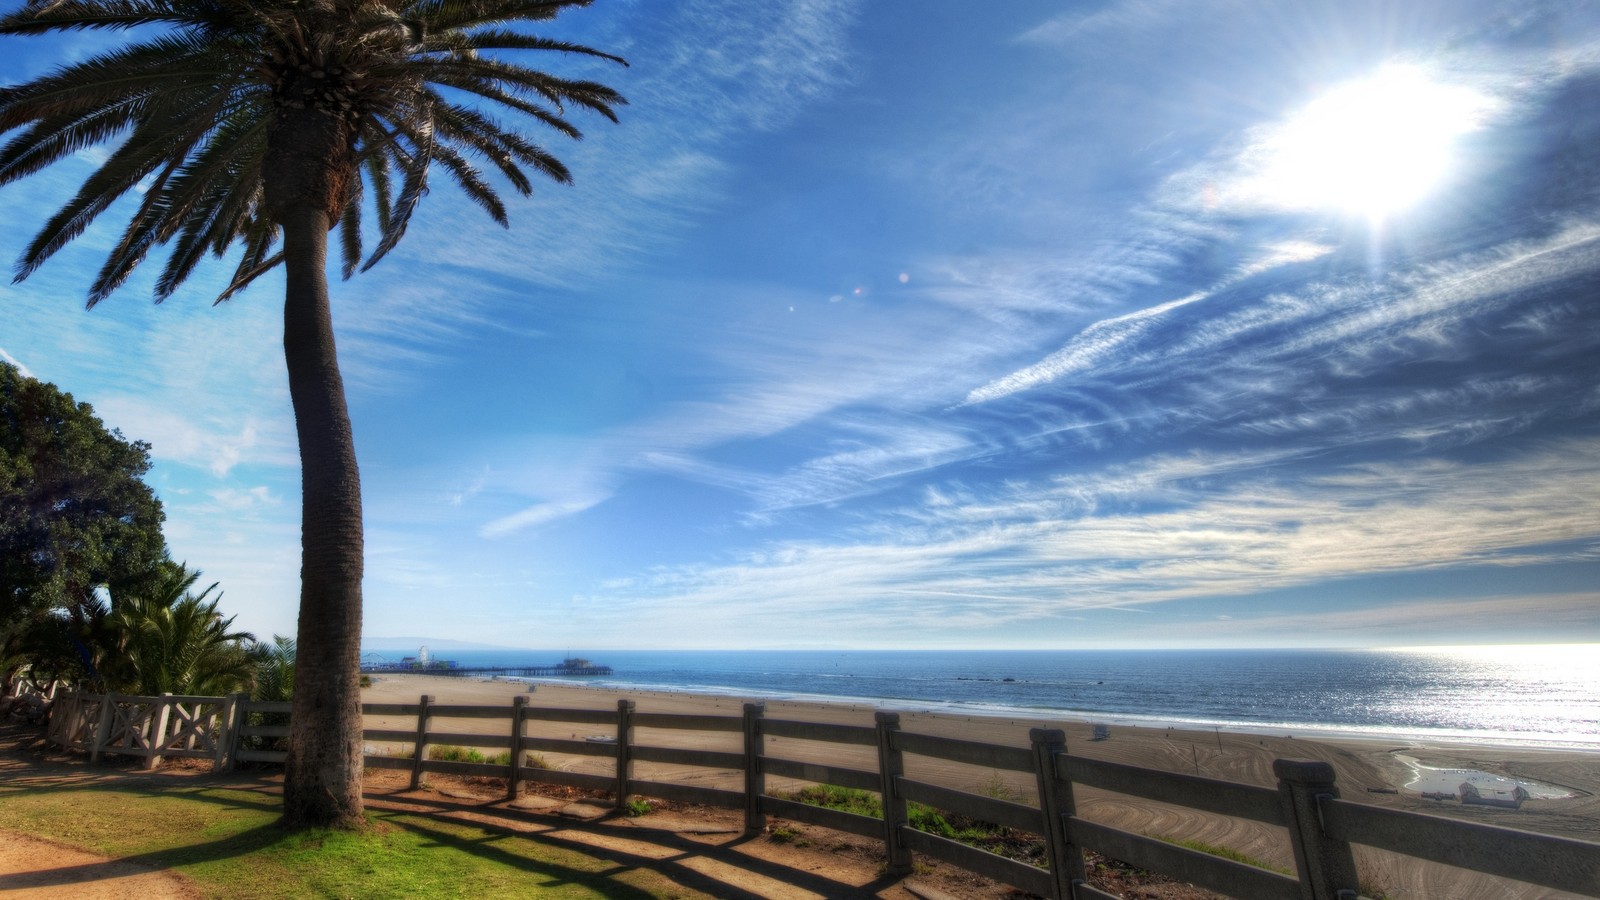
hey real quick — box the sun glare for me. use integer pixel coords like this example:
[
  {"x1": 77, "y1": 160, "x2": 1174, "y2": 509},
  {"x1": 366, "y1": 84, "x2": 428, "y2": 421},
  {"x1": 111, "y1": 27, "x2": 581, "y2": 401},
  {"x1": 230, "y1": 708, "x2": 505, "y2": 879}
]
[{"x1": 1250, "y1": 65, "x2": 1497, "y2": 223}]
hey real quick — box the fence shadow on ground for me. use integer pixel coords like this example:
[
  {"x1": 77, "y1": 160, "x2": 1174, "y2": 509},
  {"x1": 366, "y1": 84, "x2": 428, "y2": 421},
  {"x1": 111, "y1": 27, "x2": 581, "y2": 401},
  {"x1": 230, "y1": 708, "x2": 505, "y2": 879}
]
[
  {"x1": 376, "y1": 788, "x2": 907, "y2": 900},
  {"x1": 0, "y1": 724, "x2": 901, "y2": 900}
]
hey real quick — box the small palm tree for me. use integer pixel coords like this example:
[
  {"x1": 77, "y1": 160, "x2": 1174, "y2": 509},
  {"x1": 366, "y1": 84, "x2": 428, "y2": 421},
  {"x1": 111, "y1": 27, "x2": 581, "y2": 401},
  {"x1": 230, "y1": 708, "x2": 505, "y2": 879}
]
[
  {"x1": 0, "y1": 0, "x2": 625, "y2": 827},
  {"x1": 248, "y1": 634, "x2": 297, "y2": 704},
  {"x1": 104, "y1": 561, "x2": 257, "y2": 696},
  {"x1": 242, "y1": 634, "x2": 296, "y2": 754}
]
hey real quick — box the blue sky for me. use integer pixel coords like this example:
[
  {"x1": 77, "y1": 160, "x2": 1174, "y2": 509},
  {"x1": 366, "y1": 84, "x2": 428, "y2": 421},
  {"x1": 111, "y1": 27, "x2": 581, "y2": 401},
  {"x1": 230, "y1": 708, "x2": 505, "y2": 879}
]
[{"x1": 3, "y1": 0, "x2": 1598, "y2": 650}]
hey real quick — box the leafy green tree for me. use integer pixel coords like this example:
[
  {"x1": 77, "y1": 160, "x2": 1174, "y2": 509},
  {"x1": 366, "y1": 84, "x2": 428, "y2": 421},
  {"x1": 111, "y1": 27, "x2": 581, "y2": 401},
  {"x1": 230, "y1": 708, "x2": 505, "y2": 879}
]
[
  {"x1": 1, "y1": 1, "x2": 625, "y2": 827},
  {"x1": 1, "y1": 361, "x2": 166, "y2": 697},
  {"x1": 102, "y1": 560, "x2": 257, "y2": 696}
]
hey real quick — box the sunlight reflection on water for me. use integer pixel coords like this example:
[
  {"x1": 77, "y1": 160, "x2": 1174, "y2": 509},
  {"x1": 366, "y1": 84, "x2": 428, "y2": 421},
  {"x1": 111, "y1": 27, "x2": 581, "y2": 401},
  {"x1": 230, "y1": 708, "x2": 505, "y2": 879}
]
[{"x1": 422, "y1": 645, "x2": 1600, "y2": 747}]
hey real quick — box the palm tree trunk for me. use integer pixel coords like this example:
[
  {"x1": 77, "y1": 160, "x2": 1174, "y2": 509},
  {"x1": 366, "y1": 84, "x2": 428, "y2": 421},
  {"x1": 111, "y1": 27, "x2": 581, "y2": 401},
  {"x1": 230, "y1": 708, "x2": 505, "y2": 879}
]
[{"x1": 279, "y1": 204, "x2": 365, "y2": 829}]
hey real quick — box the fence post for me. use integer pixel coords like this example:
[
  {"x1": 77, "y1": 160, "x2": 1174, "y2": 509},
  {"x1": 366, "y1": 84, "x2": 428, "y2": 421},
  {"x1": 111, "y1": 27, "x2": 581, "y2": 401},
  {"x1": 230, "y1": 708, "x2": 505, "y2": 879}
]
[
  {"x1": 1030, "y1": 728, "x2": 1085, "y2": 900},
  {"x1": 228, "y1": 692, "x2": 252, "y2": 771},
  {"x1": 409, "y1": 694, "x2": 434, "y2": 790},
  {"x1": 743, "y1": 702, "x2": 766, "y2": 834},
  {"x1": 214, "y1": 693, "x2": 237, "y2": 772},
  {"x1": 47, "y1": 691, "x2": 76, "y2": 748},
  {"x1": 614, "y1": 699, "x2": 635, "y2": 809},
  {"x1": 91, "y1": 693, "x2": 114, "y2": 764},
  {"x1": 507, "y1": 695, "x2": 528, "y2": 801},
  {"x1": 146, "y1": 693, "x2": 173, "y2": 770},
  {"x1": 875, "y1": 711, "x2": 914, "y2": 876},
  {"x1": 180, "y1": 699, "x2": 200, "y2": 752},
  {"x1": 1275, "y1": 759, "x2": 1360, "y2": 900},
  {"x1": 75, "y1": 691, "x2": 93, "y2": 748}
]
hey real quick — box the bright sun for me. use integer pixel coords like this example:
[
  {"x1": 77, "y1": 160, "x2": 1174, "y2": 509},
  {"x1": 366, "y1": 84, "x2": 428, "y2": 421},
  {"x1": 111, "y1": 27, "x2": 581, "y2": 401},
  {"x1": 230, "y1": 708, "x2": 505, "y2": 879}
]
[{"x1": 1250, "y1": 65, "x2": 1498, "y2": 223}]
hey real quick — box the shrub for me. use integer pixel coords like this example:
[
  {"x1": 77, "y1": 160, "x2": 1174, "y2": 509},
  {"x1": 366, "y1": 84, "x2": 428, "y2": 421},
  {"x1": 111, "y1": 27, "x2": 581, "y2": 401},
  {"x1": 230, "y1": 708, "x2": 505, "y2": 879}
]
[
  {"x1": 977, "y1": 770, "x2": 1024, "y2": 803},
  {"x1": 784, "y1": 783, "x2": 1041, "y2": 863},
  {"x1": 426, "y1": 745, "x2": 472, "y2": 763},
  {"x1": 790, "y1": 784, "x2": 881, "y2": 817},
  {"x1": 768, "y1": 825, "x2": 808, "y2": 846}
]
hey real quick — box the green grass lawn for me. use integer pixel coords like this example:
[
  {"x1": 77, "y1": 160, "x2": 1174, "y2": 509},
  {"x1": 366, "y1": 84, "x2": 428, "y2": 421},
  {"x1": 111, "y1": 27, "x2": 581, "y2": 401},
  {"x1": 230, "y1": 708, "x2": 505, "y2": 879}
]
[{"x1": 0, "y1": 778, "x2": 701, "y2": 899}]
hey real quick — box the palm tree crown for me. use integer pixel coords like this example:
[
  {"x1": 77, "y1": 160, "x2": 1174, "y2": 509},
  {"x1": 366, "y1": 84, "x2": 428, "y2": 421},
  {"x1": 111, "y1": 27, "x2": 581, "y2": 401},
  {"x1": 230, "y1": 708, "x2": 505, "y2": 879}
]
[
  {"x1": 104, "y1": 561, "x2": 257, "y2": 696},
  {"x1": 0, "y1": 0, "x2": 626, "y2": 303}
]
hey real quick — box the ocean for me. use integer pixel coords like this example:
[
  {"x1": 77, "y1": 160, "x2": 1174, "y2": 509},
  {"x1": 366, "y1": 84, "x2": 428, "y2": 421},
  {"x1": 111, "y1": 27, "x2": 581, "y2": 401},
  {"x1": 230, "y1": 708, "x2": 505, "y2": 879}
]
[{"x1": 362, "y1": 645, "x2": 1600, "y2": 750}]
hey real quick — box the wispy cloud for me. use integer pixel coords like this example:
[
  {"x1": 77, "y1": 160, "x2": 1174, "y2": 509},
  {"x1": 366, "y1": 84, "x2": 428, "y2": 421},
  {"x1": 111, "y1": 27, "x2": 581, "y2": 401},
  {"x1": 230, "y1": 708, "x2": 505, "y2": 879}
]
[
  {"x1": 1145, "y1": 593, "x2": 1600, "y2": 644},
  {"x1": 481, "y1": 495, "x2": 609, "y2": 538},
  {"x1": 206, "y1": 486, "x2": 281, "y2": 510},
  {"x1": 92, "y1": 397, "x2": 283, "y2": 478},
  {"x1": 1016, "y1": 0, "x2": 1251, "y2": 47},
  {"x1": 960, "y1": 241, "x2": 1333, "y2": 406},
  {"x1": 961, "y1": 290, "x2": 1210, "y2": 406},
  {"x1": 566, "y1": 439, "x2": 1600, "y2": 645}
]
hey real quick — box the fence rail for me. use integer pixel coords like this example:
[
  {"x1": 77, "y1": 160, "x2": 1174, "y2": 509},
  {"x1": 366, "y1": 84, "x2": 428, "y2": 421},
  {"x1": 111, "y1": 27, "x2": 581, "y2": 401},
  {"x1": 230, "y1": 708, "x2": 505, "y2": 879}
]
[{"x1": 42, "y1": 690, "x2": 1600, "y2": 899}]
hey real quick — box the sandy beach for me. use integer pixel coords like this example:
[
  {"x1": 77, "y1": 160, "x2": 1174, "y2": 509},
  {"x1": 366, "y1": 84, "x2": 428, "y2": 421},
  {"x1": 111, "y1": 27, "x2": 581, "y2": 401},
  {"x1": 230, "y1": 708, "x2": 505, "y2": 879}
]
[{"x1": 365, "y1": 674, "x2": 1598, "y2": 900}]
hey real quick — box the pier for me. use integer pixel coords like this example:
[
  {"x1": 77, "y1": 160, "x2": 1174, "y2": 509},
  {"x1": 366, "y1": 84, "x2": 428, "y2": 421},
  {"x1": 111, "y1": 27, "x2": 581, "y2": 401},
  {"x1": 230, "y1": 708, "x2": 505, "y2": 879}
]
[{"x1": 360, "y1": 656, "x2": 612, "y2": 678}]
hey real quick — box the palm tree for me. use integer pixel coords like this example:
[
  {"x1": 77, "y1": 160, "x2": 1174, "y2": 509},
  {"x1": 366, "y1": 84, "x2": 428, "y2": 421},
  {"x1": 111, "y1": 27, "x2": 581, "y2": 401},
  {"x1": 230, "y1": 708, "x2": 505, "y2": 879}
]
[
  {"x1": 103, "y1": 561, "x2": 257, "y2": 696},
  {"x1": 248, "y1": 634, "x2": 298, "y2": 704},
  {"x1": 242, "y1": 635, "x2": 296, "y2": 755},
  {"x1": 0, "y1": 0, "x2": 625, "y2": 827}
]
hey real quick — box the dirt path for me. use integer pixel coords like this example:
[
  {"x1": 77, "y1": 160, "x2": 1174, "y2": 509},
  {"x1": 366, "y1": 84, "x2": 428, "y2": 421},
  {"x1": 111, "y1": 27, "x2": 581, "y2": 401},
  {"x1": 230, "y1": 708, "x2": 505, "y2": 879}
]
[
  {"x1": 0, "y1": 724, "x2": 200, "y2": 899},
  {"x1": 0, "y1": 829, "x2": 200, "y2": 899}
]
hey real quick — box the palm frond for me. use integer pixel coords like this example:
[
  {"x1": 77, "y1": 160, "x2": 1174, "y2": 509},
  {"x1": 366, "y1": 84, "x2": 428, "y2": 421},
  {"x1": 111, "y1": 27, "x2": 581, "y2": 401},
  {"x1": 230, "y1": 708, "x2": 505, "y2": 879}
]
[
  {"x1": 214, "y1": 229, "x2": 282, "y2": 304},
  {"x1": 432, "y1": 140, "x2": 509, "y2": 226},
  {"x1": 153, "y1": 105, "x2": 271, "y2": 244},
  {"x1": 154, "y1": 183, "x2": 241, "y2": 300},
  {"x1": 421, "y1": 70, "x2": 582, "y2": 139},
  {"x1": 427, "y1": 27, "x2": 627, "y2": 67},
  {"x1": 0, "y1": 97, "x2": 151, "y2": 184},
  {"x1": 363, "y1": 149, "x2": 395, "y2": 239},
  {"x1": 92, "y1": 107, "x2": 268, "y2": 300},
  {"x1": 18, "y1": 109, "x2": 202, "y2": 290},
  {"x1": 338, "y1": 174, "x2": 364, "y2": 279},
  {"x1": 419, "y1": 54, "x2": 626, "y2": 122},
  {"x1": 0, "y1": 32, "x2": 239, "y2": 132},
  {"x1": 149, "y1": 119, "x2": 271, "y2": 299},
  {"x1": 0, "y1": 0, "x2": 219, "y2": 35},
  {"x1": 414, "y1": 0, "x2": 591, "y2": 32},
  {"x1": 360, "y1": 107, "x2": 435, "y2": 272},
  {"x1": 89, "y1": 159, "x2": 184, "y2": 300},
  {"x1": 433, "y1": 103, "x2": 537, "y2": 194}
]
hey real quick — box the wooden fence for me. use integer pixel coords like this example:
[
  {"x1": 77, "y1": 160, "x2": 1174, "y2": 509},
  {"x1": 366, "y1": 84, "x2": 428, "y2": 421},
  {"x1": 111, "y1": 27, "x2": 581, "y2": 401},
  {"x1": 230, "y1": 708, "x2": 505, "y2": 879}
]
[
  {"x1": 46, "y1": 691, "x2": 238, "y2": 770},
  {"x1": 45, "y1": 692, "x2": 1600, "y2": 899}
]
